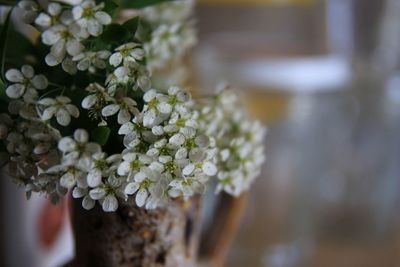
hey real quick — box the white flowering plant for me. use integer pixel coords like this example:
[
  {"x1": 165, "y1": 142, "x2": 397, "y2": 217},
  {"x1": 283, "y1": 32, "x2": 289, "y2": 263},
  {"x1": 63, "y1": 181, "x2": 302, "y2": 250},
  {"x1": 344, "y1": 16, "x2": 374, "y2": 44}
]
[{"x1": 0, "y1": 0, "x2": 266, "y2": 212}]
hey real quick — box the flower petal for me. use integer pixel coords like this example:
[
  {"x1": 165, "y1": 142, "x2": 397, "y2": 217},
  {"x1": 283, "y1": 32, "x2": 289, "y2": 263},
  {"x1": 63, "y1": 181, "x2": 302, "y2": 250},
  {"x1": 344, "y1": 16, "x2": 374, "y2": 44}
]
[
  {"x1": 60, "y1": 172, "x2": 76, "y2": 189},
  {"x1": 72, "y1": 187, "x2": 87, "y2": 198},
  {"x1": 95, "y1": 11, "x2": 112, "y2": 25},
  {"x1": 82, "y1": 94, "x2": 97, "y2": 109},
  {"x1": 125, "y1": 182, "x2": 139, "y2": 195},
  {"x1": 41, "y1": 106, "x2": 57, "y2": 120},
  {"x1": 87, "y1": 170, "x2": 102, "y2": 187},
  {"x1": 183, "y1": 163, "x2": 195, "y2": 176},
  {"x1": 74, "y1": 129, "x2": 89, "y2": 143},
  {"x1": 31, "y1": 75, "x2": 48, "y2": 89},
  {"x1": 135, "y1": 188, "x2": 148, "y2": 207},
  {"x1": 21, "y1": 65, "x2": 34, "y2": 78},
  {"x1": 102, "y1": 194, "x2": 118, "y2": 212},
  {"x1": 45, "y1": 53, "x2": 62, "y2": 66},
  {"x1": 5, "y1": 69, "x2": 23, "y2": 83},
  {"x1": 89, "y1": 187, "x2": 106, "y2": 200},
  {"x1": 37, "y1": 97, "x2": 56, "y2": 106},
  {"x1": 117, "y1": 108, "x2": 131, "y2": 124},
  {"x1": 109, "y1": 52, "x2": 122, "y2": 67},
  {"x1": 118, "y1": 122, "x2": 133, "y2": 135},
  {"x1": 202, "y1": 162, "x2": 217, "y2": 176},
  {"x1": 102, "y1": 104, "x2": 120, "y2": 117},
  {"x1": 56, "y1": 108, "x2": 71, "y2": 126},
  {"x1": 169, "y1": 133, "x2": 185, "y2": 146},
  {"x1": 157, "y1": 102, "x2": 172, "y2": 114},
  {"x1": 58, "y1": 137, "x2": 76, "y2": 152},
  {"x1": 87, "y1": 18, "x2": 102, "y2": 36},
  {"x1": 6, "y1": 84, "x2": 25, "y2": 99},
  {"x1": 143, "y1": 89, "x2": 157, "y2": 102},
  {"x1": 65, "y1": 104, "x2": 80, "y2": 118},
  {"x1": 117, "y1": 161, "x2": 130, "y2": 176},
  {"x1": 82, "y1": 196, "x2": 95, "y2": 210},
  {"x1": 66, "y1": 39, "x2": 84, "y2": 56}
]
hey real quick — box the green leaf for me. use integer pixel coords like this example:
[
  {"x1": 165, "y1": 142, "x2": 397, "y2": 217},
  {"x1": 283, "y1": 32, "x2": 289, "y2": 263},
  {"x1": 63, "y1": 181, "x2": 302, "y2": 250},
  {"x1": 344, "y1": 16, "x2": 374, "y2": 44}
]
[
  {"x1": 103, "y1": 0, "x2": 119, "y2": 15},
  {"x1": 0, "y1": 78, "x2": 7, "y2": 102},
  {"x1": 122, "y1": 16, "x2": 140, "y2": 37},
  {"x1": 0, "y1": 8, "x2": 13, "y2": 82},
  {"x1": 101, "y1": 24, "x2": 130, "y2": 44},
  {"x1": 91, "y1": 126, "x2": 111, "y2": 145},
  {"x1": 118, "y1": 0, "x2": 175, "y2": 9}
]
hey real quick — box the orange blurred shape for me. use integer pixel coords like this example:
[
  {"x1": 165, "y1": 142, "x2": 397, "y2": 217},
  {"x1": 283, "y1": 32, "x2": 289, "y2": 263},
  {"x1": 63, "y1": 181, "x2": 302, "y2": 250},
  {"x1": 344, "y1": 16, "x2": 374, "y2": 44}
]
[{"x1": 38, "y1": 198, "x2": 66, "y2": 250}]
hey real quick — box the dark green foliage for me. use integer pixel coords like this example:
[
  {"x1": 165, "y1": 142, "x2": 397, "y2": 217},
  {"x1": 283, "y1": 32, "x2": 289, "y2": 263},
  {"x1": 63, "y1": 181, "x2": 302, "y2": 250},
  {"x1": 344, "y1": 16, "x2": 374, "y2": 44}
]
[
  {"x1": 117, "y1": 0, "x2": 175, "y2": 9},
  {"x1": 91, "y1": 126, "x2": 111, "y2": 145}
]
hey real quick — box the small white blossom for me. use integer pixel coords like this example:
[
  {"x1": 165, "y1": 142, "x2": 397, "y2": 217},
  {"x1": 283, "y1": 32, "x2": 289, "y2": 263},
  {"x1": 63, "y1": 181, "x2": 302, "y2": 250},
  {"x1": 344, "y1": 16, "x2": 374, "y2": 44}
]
[
  {"x1": 118, "y1": 114, "x2": 153, "y2": 148},
  {"x1": 89, "y1": 175, "x2": 125, "y2": 212},
  {"x1": 72, "y1": 0, "x2": 112, "y2": 37},
  {"x1": 37, "y1": 96, "x2": 80, "y2": 126},
  {"x1": 73, "y1": 50, "x2": 111, "y2": 73},
  {"x1": 109, "y1": 62, "x2": 151, "y2": 92},
  {"x1": 145, "y1": 22, "x2": 196, "y2": 71},
  {"x1": 142, "y1": 0, "x2": 195, "y2": 24},
  {"x1": 43, "y1": 24, "x2": 84, "y2": 68},
  {"x1": 58, "y1": 129, "x2": 101, "y2": 163},
  {"x1": 109, "y1": 43, "x2": 145, "y2": 67},
  {"x1": 34, "y1": 3, "x2": 71, "y2": 29},
  {"x1": 82, "y1": 83, "x2": 113, "y2": 110},
  {"x1": 5, "y1": 65, "x2": 48, "y2": 101},
  {"x1": 117, "y1": 152, "x2": 152, "y2": 180},
  {"x1": 102, "y1": 97, "x2": 139, "y2": 124}
]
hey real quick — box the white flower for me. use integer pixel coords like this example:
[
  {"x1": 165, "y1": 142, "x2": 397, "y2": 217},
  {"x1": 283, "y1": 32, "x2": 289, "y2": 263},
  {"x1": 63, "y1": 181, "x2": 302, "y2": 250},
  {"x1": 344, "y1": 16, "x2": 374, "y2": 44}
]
[
  {"x1": 5, "y1": 65, "x2": 48, "y2": 100},
  {"x1": 43, "y1": 24, "x2": 84, "y2": 67},
  {"x1": 125, "y1": 167, "x2": 152, "y2": 207},
  {"x1": 125, "y1": 165, "x2": 167, "y2": 208},
  {"x1": 79, "y1": 152, "x2": 121, "y2": 187},
  {"x1": 73, "y1": 50, "x2": 111, "y2": 73},
  {"x1": 58, "y1": 129, "x2": 101, "y2": 163},
  {"x1": 168, "y1": 126, "x2": 210, "y2": 162},
  {"x1": 72, "y1": 187, "x2": 96, "y2": 210},
  {"x1": 117, "y1": 153, "x2": 152, "y2": 180},
  {"x1": 82, "y1": 83, "x2": 113, "y2": 109},
  {"x1": 34, "y1": 3, "x2": 72, "y2": 29},
  {"x1": 142, "y1": 89, "x2": 172, "y2": 127},
  {"x1": 102, "y1": 97, "x2": 139, "y2": 124},
  {"x1": 169, "y1": 174, "x2": 208, "y2": 199},
  {"x1": 72, "y1": 0, "x2": 112, "y2": 37},
  {"x1": 110, "y1": 62, "x2": 151, "y2": 92},
  {"x1": 200, "y1": 88, "x2": 267, "y2": 196},
  {"x1": 145, "y1": 23, "x2": 196, "y2": 70},
  {"x1": 142, "y1": 0, "x2": 195, "y2": 24},
  {"x1": 109, "y1": 43, "x2": 145, "y2": 67},
  {"x1": 118, "y1": 114, "x2": 153, "y2": 148},
  {"x1": 89, "y1": 175, "x2": 124, "y2": 212},
  {"x1": 47, "y1": 163, "x2": 86, "y2": 189},
  {"x1": 37, "y1": 96, "x2": 80, "y2": 126}
]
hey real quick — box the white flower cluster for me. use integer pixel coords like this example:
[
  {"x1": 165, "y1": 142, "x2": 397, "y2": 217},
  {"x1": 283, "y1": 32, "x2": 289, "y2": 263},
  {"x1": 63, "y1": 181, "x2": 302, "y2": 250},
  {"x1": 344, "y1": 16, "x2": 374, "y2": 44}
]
[
  {"x1": 0, "y1": 66, "x2": 63, "y2": 202},
  {"x1": 19, "y1": 0, "x2": 112, "y2": 74},
  {"x1": 106, "y1": 43, "x2": 151, "y2": 94},
  {"x1": 37, "y1": 85, "x2": 217, "y2": 212},
  {"x1": 196, "y1": 88, "x2": 267, "y2": 196},
  {"x1": 142, "y1": 0, "x2": 195, "y2": 24},
  {"x1": 141, "y1": 0, "x2": 197, "y2": 72},
  {"x1": 0, "y1": 0, "x2": 266, "y2": 213}
]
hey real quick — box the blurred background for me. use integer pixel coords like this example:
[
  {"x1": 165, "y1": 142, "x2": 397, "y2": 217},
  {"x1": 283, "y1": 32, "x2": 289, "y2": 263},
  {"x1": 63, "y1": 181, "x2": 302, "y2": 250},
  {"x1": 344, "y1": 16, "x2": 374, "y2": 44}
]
[
  {"x1": 3, "y1": 0, "x2": 400, "y2": 266},
  {"x1": 194, "y1": 0, "x2": 400, "y2": 266}
]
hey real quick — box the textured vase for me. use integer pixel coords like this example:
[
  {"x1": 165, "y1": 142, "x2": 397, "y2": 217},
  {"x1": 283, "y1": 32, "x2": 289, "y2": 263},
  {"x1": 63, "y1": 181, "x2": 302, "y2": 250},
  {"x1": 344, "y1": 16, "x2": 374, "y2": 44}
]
[{"x1": 66, "y1": 197, "x2": 202, "y2": 267}]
